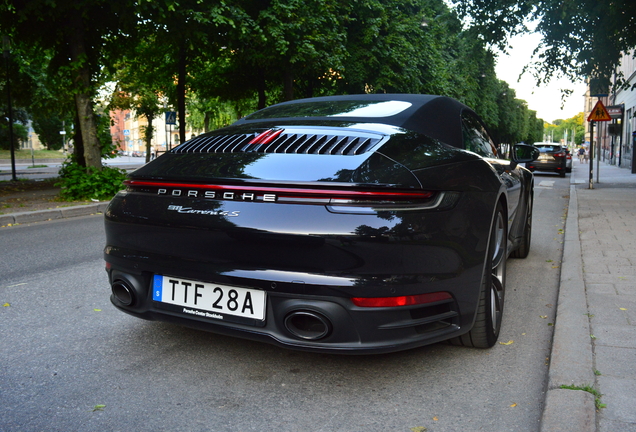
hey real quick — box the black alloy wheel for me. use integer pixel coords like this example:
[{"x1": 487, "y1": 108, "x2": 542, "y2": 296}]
[{"x1": 451, "y1": 202, "x2": 507, "y2": 348}]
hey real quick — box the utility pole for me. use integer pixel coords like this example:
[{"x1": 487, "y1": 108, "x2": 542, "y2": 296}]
[
  {"x1": 587, "y1": 98, "x2": 612, "y2": 188},
  {"x1": 589, "y1": 121, "x2": 595, "y2": 189}
]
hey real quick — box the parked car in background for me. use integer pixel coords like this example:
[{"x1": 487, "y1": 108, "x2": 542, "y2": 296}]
[
  {"x1": 104, "y1": 94, "x2": 539, "y2": 354},
  {"x1": 525, "y1": 143, "x2": 568, "y2": 177},
  {"x1": 564, "y1": 147, "x2": 572, "y2": 173}
]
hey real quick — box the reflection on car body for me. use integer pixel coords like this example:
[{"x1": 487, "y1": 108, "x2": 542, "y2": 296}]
[{"x1": 104, "y1": 94, "x2": 538, "y2": 354}]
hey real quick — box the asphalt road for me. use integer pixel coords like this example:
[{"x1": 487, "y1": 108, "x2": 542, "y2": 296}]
[{"x1": 0, "y1": 173, "x2": 570, "y2": 432}]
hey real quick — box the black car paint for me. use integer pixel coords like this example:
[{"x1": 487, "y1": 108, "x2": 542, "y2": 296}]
[{"x1": 104, "y1": 94, "x2": 535, "y2": 353}]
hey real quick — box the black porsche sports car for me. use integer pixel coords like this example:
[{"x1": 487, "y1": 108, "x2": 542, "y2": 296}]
[{"x1": 104, "y1": 94, "x2": 539, "y2": 354}]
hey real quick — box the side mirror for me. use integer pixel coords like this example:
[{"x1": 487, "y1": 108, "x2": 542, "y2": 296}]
[{"x1": 512, "y1": 144, "x2": 540, "y2": 163}]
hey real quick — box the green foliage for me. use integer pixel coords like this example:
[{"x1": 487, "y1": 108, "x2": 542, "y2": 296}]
[
  {"x1": 96, "y1": 113, "x2": 118, "y2": 159},
  {"x1": 31, "y1": 116, "x2": 66, "y2": 150},
  {"x1": 0, "y1": 122, "x2": 29, "y2": 150},
  {"x1": 0, "y1": 106, "x2": 29, "y2": 150},
  {"x1": 56, "y1": 161, "x2": 126, "y2": 201},
  {"x1": 453, "y1": 0, "x2": 636, "y2": 88},
  {"x1": 544, "y1": 113, "x2": 585, "y2": 145},
  {"x1": 3, "y1": 0, "x2": 545, "y2": 156},
  {"x1": 559, "y1": 384, "x2": 606, "y2": 410},
  {"x1": 0, "y1": 0, "x2": 140, "y2": 169}
]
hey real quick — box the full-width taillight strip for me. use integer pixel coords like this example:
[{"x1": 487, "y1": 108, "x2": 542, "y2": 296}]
[{"x1": 125, "y1": 180, "x2": 434, "y2": 201}]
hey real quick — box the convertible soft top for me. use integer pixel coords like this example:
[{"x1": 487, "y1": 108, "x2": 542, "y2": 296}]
[{"x1": 234, "y1": 94, "x2": 474, "y2": 149}]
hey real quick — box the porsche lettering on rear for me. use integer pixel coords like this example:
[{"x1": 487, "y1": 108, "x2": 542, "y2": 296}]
[{"x1": 158, "y1": 188, "x2": 277, "y2": 202}]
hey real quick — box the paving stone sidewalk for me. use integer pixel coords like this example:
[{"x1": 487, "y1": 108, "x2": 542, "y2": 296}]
[
  {"x1": 542, "y1": 158, "x2": 636, "y2": 432},
  {"x1": 580, "y1": 186, "x2": 636, "y2": 431}
]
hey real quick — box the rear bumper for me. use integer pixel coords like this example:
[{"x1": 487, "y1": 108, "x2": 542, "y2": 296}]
[
  {"x1": 103, "y1": 187, "x2": 494, "y2": 353},
  {"x1": 526, "y1": 161, "x2": 566, "y2": 173},
  {"x1": 105, "y1": 247, "x2": 483, "y2": 354}
]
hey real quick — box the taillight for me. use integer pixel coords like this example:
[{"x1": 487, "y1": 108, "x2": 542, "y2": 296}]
[
  {"x1": 352, "y1": 292, "x2": 453, "y2": 307},
  {"x1": 554, "y1": 152, "x2": 565, "y2": 157}
]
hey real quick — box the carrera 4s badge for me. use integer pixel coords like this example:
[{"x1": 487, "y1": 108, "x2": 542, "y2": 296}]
[{"x1": 167, "y1": 205, "x2": 240, "y2": 217}]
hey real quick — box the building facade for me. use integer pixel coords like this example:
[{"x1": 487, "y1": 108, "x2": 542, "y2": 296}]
[
  {"x1": 109, "y1": 109, "x2": 193, "y2": 157},
  {"x1": 610, "y1": 51, "x2": 636, "y2": 170}
]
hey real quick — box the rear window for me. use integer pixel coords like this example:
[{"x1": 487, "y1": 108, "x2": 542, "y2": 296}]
[
  {"x1": 245, "y1": 100, "x2": 412, "y2": 120},
  {"x1": 537, "y1": 145, "x2": 561, "y2": 152}
]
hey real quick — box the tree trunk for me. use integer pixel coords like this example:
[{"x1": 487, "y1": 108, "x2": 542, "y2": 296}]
[
  {"x1": 68, "y1": 9, "x2": 101, "y2": 169},
  {"x1": 204, "y1": 113, "x2": 210, "y2": 133},
  {"x1": 144, "y1": 114, "x2": 154, "y2": 163},
  {"x1": 177, "y1": 44, "x2": 187, "y2": 145},
  {"x1": 283, "y1": 69, "x2": 294, "y2": 101},
  {"x1": 74, "y1": 91, "x2": 101, "y2": 168},
  {"x1": 257, "y1": 68, "x2": 267, "y2": 109},
  {"x1": 304, "y1": 76, "x2": 315, "y2": 99},
  {"x1": 73, "y1": 112, "x2": 85, "y2": 167}
]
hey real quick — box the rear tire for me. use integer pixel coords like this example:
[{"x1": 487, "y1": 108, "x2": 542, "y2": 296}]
[
  {"x1": 450, "y1": 202, "x2": 507, "y2": 348},
  {"x1": 511, "y1": 191, "x2": 533, "y2": 259}
]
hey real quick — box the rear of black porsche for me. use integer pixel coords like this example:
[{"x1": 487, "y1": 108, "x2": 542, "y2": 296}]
[{"x1": 104, "y1": 124, "x2": 497, "y2": 353}]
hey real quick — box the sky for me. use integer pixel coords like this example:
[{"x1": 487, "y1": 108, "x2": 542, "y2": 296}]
[{"x1": 494, "y1": 31, "x2": 588, "y2": 124}]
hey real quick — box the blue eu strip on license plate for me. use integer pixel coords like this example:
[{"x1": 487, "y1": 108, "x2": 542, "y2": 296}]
[{"x1": 153, "y1": 275, "x2": 266, "y2": 321}]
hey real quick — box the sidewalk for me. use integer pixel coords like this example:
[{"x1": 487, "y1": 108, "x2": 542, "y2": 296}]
[
  {"x1": 0, "y1": 158, "x2": 143, "y2": 227},
  {"x1": 541, "y1": 158, "x2": 636, "y2": 431}
]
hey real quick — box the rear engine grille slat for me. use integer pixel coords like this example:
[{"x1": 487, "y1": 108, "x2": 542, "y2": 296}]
[
  {"x1": 326, "y1": 136, "x2": 351, "y2": 155},
  {"x1": 349, "y1": 137, "x2": 373, "y2": 155},
  {"x1": 281, "y1": 135, "x2": 306, "y2": 153},
  {"x1": 315, "y1": 136, "x2": 338, "y2": 154},
  {"x1": 172, "y1": 131, "x2": 382, "y2": 155},
  {"x1": 187, "y1": 136, "x2": 214, "y2": 153},
  {"x1": 205, "y1": 135, "x2": 233, "y2": 152},
  {"x1": 221, "y1": 135, "x2": 251, "y2": 153}
]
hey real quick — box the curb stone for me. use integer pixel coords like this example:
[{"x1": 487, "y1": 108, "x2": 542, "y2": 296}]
[
  {"x1": 0, "y1": 202, "x2": 109, "y2": 227},
  {"x1": 540, "y1": 185, "x2": 596, "y2": 431},
  {"x1": 542, "y1": 389, "x2": 597, "y2": 431}
]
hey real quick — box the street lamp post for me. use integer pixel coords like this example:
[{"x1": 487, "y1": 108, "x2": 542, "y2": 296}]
[
  {"x1": 60, "y1": 120, "x2": 66, "y2": 154},
  {"x1": 3, "y1": 36, "x2": 17, "y2": 181},
  {"x1": 60, "y1": 130, "x2": 66, "y2": 153}
]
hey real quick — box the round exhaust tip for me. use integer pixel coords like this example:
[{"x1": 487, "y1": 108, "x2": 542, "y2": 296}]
[
  {"x1": 112, "y1": 280, "x2": 134, "y2": 306},
  {"x1": 284, "y1": 311, "x2": 331, "y2": 340}
]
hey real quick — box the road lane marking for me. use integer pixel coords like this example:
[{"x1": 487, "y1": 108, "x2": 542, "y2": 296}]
[{"x1": 537, "y1": 180, "x2": 555, "y2": 189}]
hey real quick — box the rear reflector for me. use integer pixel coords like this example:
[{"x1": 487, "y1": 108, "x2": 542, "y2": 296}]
[{"x1": 352, "y1": 292, "x2": 453, "y2": 307}]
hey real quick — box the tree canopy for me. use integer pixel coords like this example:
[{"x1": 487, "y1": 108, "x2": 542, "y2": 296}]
[
  {"x1": 544, "y1": 112, "x2": 585, "y2": 145},
  {"x1": 452, "y1": 0, "x2": 636, "y2": 91},
  {"x1": 1, "y1": 0, "x2": 547, "y2": 166}
]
